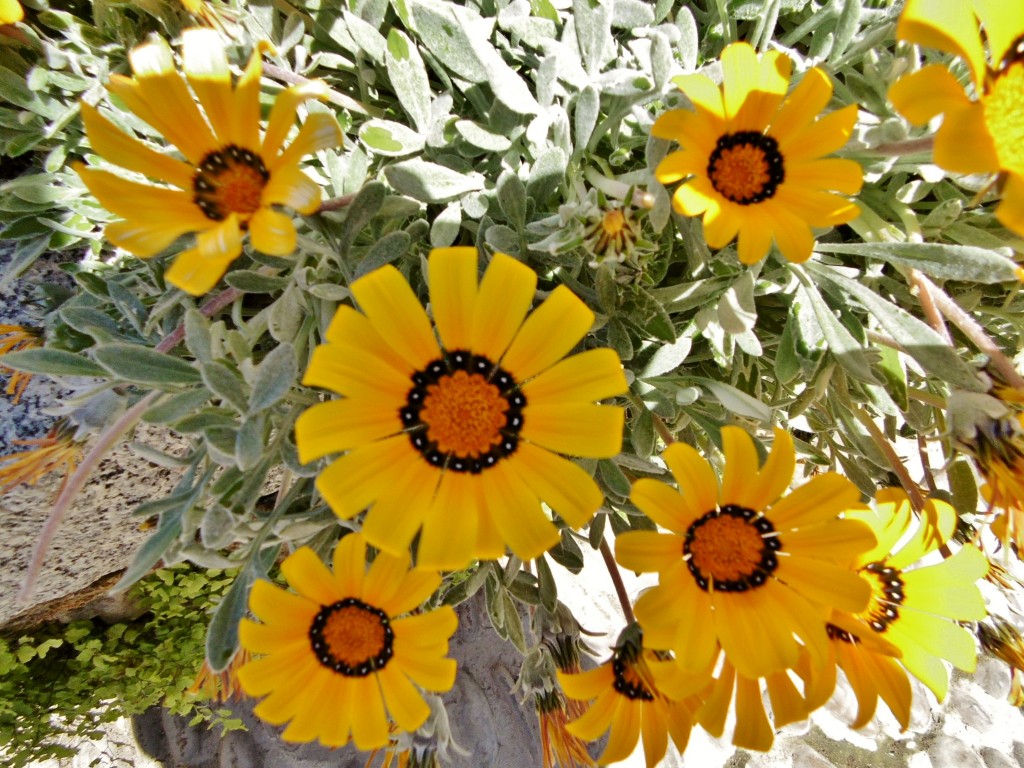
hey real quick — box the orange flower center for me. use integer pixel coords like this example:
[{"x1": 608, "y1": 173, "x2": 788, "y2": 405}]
[
  {"x1": 858, "y1": 562, "x2": 905, "y2": 634},
  {"x1": 612, "y1": 653, "x2": 655, "y2": 702},
  {"x1": 707, "y1": 131, "x2": 785, "y2": 205},
  {"x1": 402, "y1": 352, "x2": 526, "y2": 474},
  {"x1": 193, "y1": 144, "x2": 269, "y2": 221},
  {"x1": 684, "y1": 505, "x2": 780, "y2": 592},
  {"x1": 309, "y1": 598, "x2": 393, "y2": 676}
]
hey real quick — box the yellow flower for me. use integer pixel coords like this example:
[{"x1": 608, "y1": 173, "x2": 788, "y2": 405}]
[
  {"x1": 237, "y1": 533, "x2": 457, "y2": 749},
  {"x1": 188, "y1": 648, "x2": 251, "y2": 703},
  {"x1": 75, "y1": 29, "x2": 342, "y2": 295},
  {"x1": 295, "y1": 247, "x2": 627, "y2": 570},
  {"x1": 0, "y1": 323, "x2": 41, "y2": 403},
  {"x1": 0, "y1": 0, "x2": 22, "y2": 24},
  {"x1": 0, "y1": 422, "x2": 83, "y2": 497},
  {"x1": 536, "y1": 690, "x2": 597, "y2": 768},
  {"x1": 616, "y1": 427, "x2": 875, "y2": 680},
  {"x1": 558, "y1": 635, "x2": 702, "y2": 768},
  {"x1": 889, "y1": 1, "x2": 1024, "y2": 234},
  {"x1": 652, "y1": 41, "x2": 862, "y2": 265}
]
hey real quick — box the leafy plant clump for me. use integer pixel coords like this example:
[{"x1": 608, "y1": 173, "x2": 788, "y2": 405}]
[{"x1": 0, "y1": 567, "x2": 242, "y2": 768}]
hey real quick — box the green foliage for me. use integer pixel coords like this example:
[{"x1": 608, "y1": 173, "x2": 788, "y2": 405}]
[{"x1": 0, "y1": 566, "x2": 242, "y2": 768}]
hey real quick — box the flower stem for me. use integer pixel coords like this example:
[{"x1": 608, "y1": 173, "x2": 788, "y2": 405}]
[
  {"x1": 850, "y1": 404, "x2": 926, "y2": 512},
  {"x1": 867, "y1": 136, "x2": 936, "y2": 156},
  {"x1": 625, "y1": 391, "x2": 675, "y2": 446},
  {"x1": 916, "y1": 273, "x2": 1024, "y2": 390},
  {"x1": 156, "y1": 287, "x2": 241, "y2": 353},
  {"x1": 908, "y1": 268, "x2": 954, "y2": 346},
  {"x1": 599, "y1": 538, "x2": 635, "y2": 625}
]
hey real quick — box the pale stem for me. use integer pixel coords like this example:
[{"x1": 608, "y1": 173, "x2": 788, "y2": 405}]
[
  {"x1": 17, "y1": 391, "x2": 158, "y2": 603},
  {"x1": 916, "y1": 273, "x2": 1024, "y2": 390},
  {"x1": 850, "y1": 405, "x2": 927, "y2": 512},
  {"x1": 155, "y1": 287, "x2": 242, "y2": 353},
  {"x1": 907, "y1": 268, "x2": 954, "y2": 345},
  {"x1": 867, "y1": 136, "x2": 936, "y2": 156},
  {"x1": 625, "y1": 391, "x2": 675, "y2": 447},
  {"x1": 599, "y1": 537, "x2": 635, "y2": 625}
]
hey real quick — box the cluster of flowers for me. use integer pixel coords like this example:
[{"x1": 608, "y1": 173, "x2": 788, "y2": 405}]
[{"x1": 0, "y1": 0, "x2": 1021, "y2": 765}]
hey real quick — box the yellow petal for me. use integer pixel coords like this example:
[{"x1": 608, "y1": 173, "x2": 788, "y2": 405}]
[
  {"x1": 314, "y1": 435, "x2": 415, "y2": 519},
  {"x1": 164, "y1": 216, "x2": 242, "y2": 295},
  {"x1": 302, "y1": 343, "x2": 411, "y2": 401},
  {"x1": 74, "y1": 165, "x2": 207, "y2": 226},
  {"x1": 779, "y1": 104, "x2": 858, "y2": 164},
  {"x1": 712, "y1": 591, "x2": 800, "y2": 678},
  {"x1": 696, "y1": 662, "x2": 735, "y2": 736},
  {"x1": 776, "y1": 553, "x2": 871, "y2": 613},
  {"x1": 349, "y1": 675, "x2": 390, "y2": 750},
  {"x1": 500, "y1": 285, "x2": 594, "y2": 381},
  {"x1": 268, "y1": 112, "x2": 344, "y2": 173},
  {"x1": 294, "y1": 398, "x2": 401, "y2": 461},
  {"x1": 887, "y1": 64, "x2": 971, "y2": 126},
  {"x1": 558, "y1": 665, "x2": 614, "y2": 701},
  {"x1": 520, "y1": 403, "x2": 624, "y2": 458},
  {"x1": 393, "y1": 651, "x2": 457, "y2": 692},
  {"x1": 232, "y1": 42, "x2": 268, "y2": 150},
  {"x1": 897, "y1": 0, "x2": 986, "y2": 87},
  {"x1": 934, "y1": 101, "x2": 1000, "y2": 174},
  {"x1": 428, "y1": 246, "x2": 478, "y2": 352},
  {"x1": 471, "y1": 252, "x2": 537, "y2": 360},
  {"x1": 0, "y1": 0, "x2": 24, "y2": 23},
  {"x1": 249, "y1": 207, "x2": 298, "y2": 255},
  {"x1": 615, "y1": 530, "x2": 683, "y2": 574},
  {"x1": 601, "y1": 698, "x2": 641, "y2": 764},
  {"x1": 362, "y1": 548, "x2": 412, "y2": 608},
  {"x1": 79, "y1": 102, "x2": 194, "y2": 189},
  {"x1": 702, "y1": 203, "x2": 741, "y2": 249},
  {"x1": 281, "y1": 666, "x2": 333, "y2": 742},
  {"x1": 720, "y1": 426, "x2": 760, "y2": 507},
  {"x1": 672, "y1": 176, "x2": 717, "y2": 217},
  {"x1": 249, "y1": 660, "x2": 324, "y2": 721},
  {"x1": 746, "y1": 428, "x2": 795, "y2": 511},
  {"x1": 732, "y1": 673, "x2": 773, "y2": 751},
  {"x1": 416, "y1": 471, "x2": 478, "y2": 570},
  {"x1": 566, "y1": 689, "x2": 617, "y2": 741},
  {"x1": 629, "y1": 478, "x2": 697, "y2": 534},
  {"x1": 652, "y1": 106, "x2": 721, "y2": 157},
  {"x1": 391, "y1": 609, "x2": 458, "y2": 652},
  {"x1": 382, "y1": 569, "x2": 442, "y2": 617},
  {"x1": 262, "y1": 164, "x2": 323, "y2": 214},
  {"x1": 480, "y1": 461, "x2": 559, "y2": 561},
  {"x1": 735, "y1": 205, "x2": 774, "y2": 264},
  {"x1": 671, "y1": 73, "x2": 725, "y2": 119},
  {"x1": 662, "y1": 442, "x2": 719, "y2": 522},
  {"x1": 316, "y1": 673, "x2": 355, "y2": 747},
  {"x1": 332, "y1": 532, "x2": 366, "y2": 598},
  {"x1": 262, "y1": 80, "x2": 331, "y2": 160},
  {"x1": 237, "y1": 643, "x2": 314, "y2": 697},
  {"x1": 768, "y1": 67, "x2": 833, "y2": 141},
  {"x1": 785, "y1": 157, "x2": 864, "y2": 195},
  {"x1": 249, "y1": 579, "x2": 317, "y2": 626},
  {"x1": 996, "y1": 174, "x2": 1024, "y2": 236},
  {"x1": 322, "y1": 305, "x2": 413, "y2": 377},
  {"x1": 888, "y1": 496, "x2": 957, "y2": 568},
  {"x1": 641, "y1": 703, "x2": 669, "y2": 768},
  {"x1": 377, "y1": 664, "x2": 430, "y2": 732},
  {"x1": 975, "y1": 0, "x2": 1024, "y2": 67},
  {"x1": 360, "y1": 455, "x2": 437, "y2": 557},
  {"x1": 781, "y1": 519, "x2": 877, "y2": 562},
  {"x1": 521, "y1": 348, "x2": 626, "y2": 405},
  {"x1": 238, "y1": 618, "x2": 306, "y2": 655},
  {"x1": 281, "y1": 547, "x2": 343, "y2": 606},
  {"x1": 351, "y1": 265, "x2": 441, "y2": 370},
  {"x1": 504, "y1": 442, "x2": 603, "y2": 528},
  {"x1": 182, "y1": 28, "x2": 234, "y2": 144},
  {"x1": 105, "y1": 219, "x2": 192, "y2": 258},
  {"x1": 765, "y1": 670, "x2": 805, "y2": 728},
  {"x1": 723, "y1": 43, "x2": 788, "y2": 131},
  {"x1": 767, "y1": 472, "x2": 860, "y2": 529}
]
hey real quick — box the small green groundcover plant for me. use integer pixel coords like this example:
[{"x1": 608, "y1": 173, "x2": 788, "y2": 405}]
[{"x1": 0, "y1": 566, "x2": 244, "y2": 768}]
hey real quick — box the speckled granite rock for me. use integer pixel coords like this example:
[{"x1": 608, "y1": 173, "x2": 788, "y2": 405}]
[{"x1": 132, "y1": 593, "x2": 545, "y2": 768}]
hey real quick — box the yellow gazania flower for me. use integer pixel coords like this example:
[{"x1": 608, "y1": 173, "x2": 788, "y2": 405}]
[
  {"x1": 889, "y1": 0, "x2": 1024, "y2": 234},
  {"x1": 652, "y1": 41, "x2": 862, "y2": 265},
  {"x1": 0, "y1": 0, "x2": 22, "y2": 24},
  {"x1": 295, "y1": 247, "x2": 627, "y2": 570},
  {"x1": 0, "y1": 422, "x2": 83, "y2": 497},
  {"x1": 75, "y1": 28, "x2": 342, "y2": 295},
  {"x1": 842, "y1": 490, "x2": 988, "y2": 703},
  {"x1": 694, "y1": 655, "x2": 808, "y2": 752},
  {"x1": 236, "y1": 533, "x2": 457, "y2": 749},
  {"x1": 558, "y1": 637, "x2": 703, "y2": 768},
  {"x1": 616, "y1": 427, "x2": 875, "y2": 680},
  {"x1": 0, "y1": 323, "x2": 41, "y2": 403}
]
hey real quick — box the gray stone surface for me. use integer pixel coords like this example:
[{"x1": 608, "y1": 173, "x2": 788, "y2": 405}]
[{"x1": 132, "y1": 593, "x2": 543, "y2": 768}]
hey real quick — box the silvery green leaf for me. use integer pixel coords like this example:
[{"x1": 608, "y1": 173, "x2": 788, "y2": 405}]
[
  {"x1": 94, "y1": 343, "x2": 201, "y2": 386},
  {"x1": 640, "y1": 335, "x2": 692, "y2": 378},
  {"x1": 60, "y1": 307, "x2": 132, "y2": 344},
  {"x1": 386, "y1": 29, "x2": 432, "y2": 133},
  {"x1": 814, "y1": 241, "x2": 1020, "y2": 284},
  {"x1": 535, "y1": 554, "x2": 557, "y2": 614},
  {"x1": 483, "y1": 50, "x2": 541, "y2": 115},
  {"x1": 734, "y1": 328, "x2": 763, "y2": 357},
  {"x1": 920, "y1": 198, "x2": 963, "y2": 229},
  {"x1": 794, "y1": 279, "x2": 880, "y2": 384},
  {"x1": 268, "y1": 284, "x2": 304, "y2": 343},
  {"x1": 630, "y1": 406, "x2": 657, "y2": 458},
  {"x1": 650, "y1": 30, "x2": 672, "y2": 91},
  {"x1": 200, "y1": 505, "x2": 236, "y2": 550},
  {"x1": 674, "y1": 6, "x2": 698, "y2": 71},
  {"x1": 612, "y1": 0, "x2": 654, "y2": 28},
  {"x1": 805, "y1": 262, "x2": 986, "y2": 392},
  {"x1": 384, "y1": 158, "x2": 486, "y2": 203},
  {"x1": 717, "y1": 271, "x2": 757, "y2": 334},
  {"x1": 829, "y1": 0, "x2": 861, "y2": 64},
  {"x1": 278, "y1": 12, "x2": 306, "y2": 55},
  {"x1": 496, "y1": 170, "x2": 527, "y2": 228},
  {"x1": 249, "y1": 343, "x2": 297, "y2": 414},
  {"x1": 344, "y1": 11, "x2": 387, "y2": 63},
  {"x1": 339, "y1": 181, "x2": 386, "y2": 252},
  {"x1": 113, "y1": 509, "x2": 183, "y2": 592},
  {"x1": 485, "y1": 223, "x2": 521, "y2": 255},
  {"x1": 359, "y1": 119, "x2": 425, "y2": 157},
  {"x1": 455, "y1": 120, "x2": 512, "y2": 152},
  {"x1": 411, "y1": 0, "x2": 489, "y2": 82},
  {"x1": 235, "y1": 413, "x2": 265, "y2": 471},
  {"x1": 0, "y1": 347, "x2": 107, "y2": 378},
  {"x1": 501, "y1": 591, "x2": 527, "y2": 652},
  {"x1": 599, "y1": 459, "x2": 631, "y2": 497},
  {"x1": 695, "y1": 377, "x2": 772, "y2": 422},
  {"x1": 535, "y1": 55, "x2": 558, "y2": 108},
  {"x1": 597, "y1": 68, "x2": 654, "y2": 97},
  {"x1": 431, "y1": 202, "x2": 462, "y2": 248},
  {"x1": 206, "y1": 568, "x2": 256, "y2": 672},
  {"x1": 184, "y1": 308, "x2": 212, "y2": 364},
  {"x1": 143, "y1": 388, "x2": 212, "y2": 424},
  {"x1": 526, "y1": 146, "x2": 567, "y2": 205},
  {"x1": 573, "y1": 0, "x2": 613, "y2": 75},
  {"x1": 224, "y1": 271, "x2": 290, "y2": 293},
  {"x1": 307, "y1": 283, "x2": 353, "y2": 301},
  {"x1": 202, "y1": 361, "x2": 249, "y2": 413},
  {"x1": 356, "y1": 230, "x2": 413, "y2": 277},
  {"x1": 107, "y1": 280, "x2": 148, "y2": 335},
  {"x1": 653, "y1": 0, "x2": 674, "y2": 24},
  {"x1": 573, "y1": 85, "x2": 600, "y2": 159}
]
